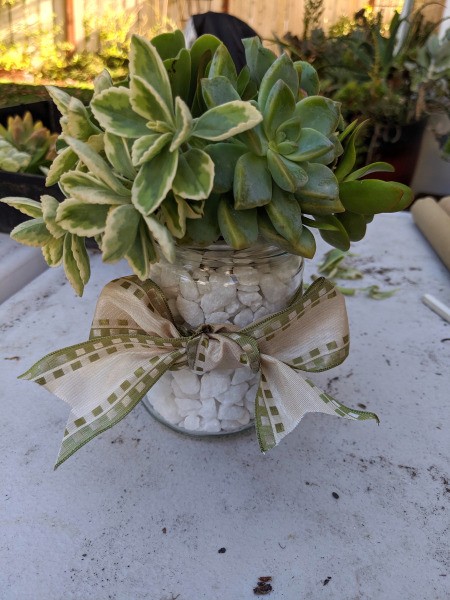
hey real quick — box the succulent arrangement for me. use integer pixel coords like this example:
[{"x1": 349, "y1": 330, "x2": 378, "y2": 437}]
[
  {"x1": 0, "y1": 111, "x2": 57, "y2": 174},
  {"x1": 1, "y1": 31, "x2": 412, "y2": 295}
]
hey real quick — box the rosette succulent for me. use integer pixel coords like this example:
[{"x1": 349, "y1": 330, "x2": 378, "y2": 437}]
[{"x1": 1, "y1": 30, "x2": 412, "y2": 295}]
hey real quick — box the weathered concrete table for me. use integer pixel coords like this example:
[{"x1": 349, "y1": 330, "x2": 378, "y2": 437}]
[{"x1": 0, "y1": 213, "x2": 449, "y2": 600}]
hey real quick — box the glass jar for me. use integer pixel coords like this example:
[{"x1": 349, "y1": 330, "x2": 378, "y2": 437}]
[{"x1": 142, "y1": 242, "x2": 304, "y2": 436}]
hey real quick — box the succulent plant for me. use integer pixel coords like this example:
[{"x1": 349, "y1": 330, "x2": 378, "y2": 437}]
[
  {"x1": 0, "y1": 111, "x2": 57, "y2": 174},
  {"x1": 1, "y1": 31, "x2": 412, "y2": 295}
]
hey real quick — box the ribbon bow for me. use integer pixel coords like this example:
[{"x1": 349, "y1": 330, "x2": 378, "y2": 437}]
[{"x1": 20, "y1": 276, "x2": 378, "y2": 468}]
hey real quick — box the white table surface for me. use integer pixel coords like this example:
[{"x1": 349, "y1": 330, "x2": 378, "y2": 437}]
[{"x1": 0, "y1": 214, "x2": 449, "y2": 600}]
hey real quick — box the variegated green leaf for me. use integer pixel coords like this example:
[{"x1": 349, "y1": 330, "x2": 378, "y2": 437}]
[
  {"x1": 60, "y1": 172, "x2": 130, "y2": 205},
  {"x1": 41, "y1": 195, "x2": 65, "y2": 238},
  {"x1": 63, "y1": 233, "x2": 84, "y2": 296},
  {"x1": 259, "y1": 53, "x2": 299, "y2": 113},
  {"x1": 125, "y1": 221, "x2": 156, "y2": 280},
  {"x1": 188, "y1": 34, "x2": 221, "y2": 104},
  {"x1": 163, "y1": 48, "x2": 191, "y2": 103},
  {"x1": 183, "y1": 194, "x2": 220, "y2": 246},
  {"x1": 102, "y1": 204, "x2": 140, "y2": 262},
  {"x1": 66, "y1": 97, "x2": 100, "y2": 140},
  {"x1": 71, "y1": 235, "x2": 90, "y2": 284},
  {"x1": 65, "y1": 136, "x2": 130, "y2": 195},
  {"x1": 205, "y1": 142, "x2": 246, "y2": 193},
  {"x1": 132, "y1": 146, "x2": 178, "y2": 215},
  {"x1": 130, "y1": 76, "x2": 174, "y2": 125},
  {"x1": 93, "y1": 69, "x2": 114, "y2": 96},
  {"x1": 56, "y1": 199, "x2": 110, "y2": 236},
  {"x1": 234, "y1": 153, "x2": 272, "y2": 209},
  {"x1": 294, "y1": 97, "x2": 341, "y2": 137},
  {"x1": 129, "y1": 35, "x2": 173, "y2": 108},
  {"x1": 218, "y1": 197, "x2": 258, "y2": 249},
  {"x1": 144, "y1": 215, "x2": 175, "y2": 263},
  {"x1": 46, "y1": 86, "x2": 72, "y2": 116},
  {"x1": 42, "y1": 236, "x2": 64, "y2": 266},
  {"x1": 131, "y1": 133, "x2": 172, "y2": 167},
  {"x1": 0, "y1": 197, "x2": 42, "y2": 218},
  {"x1": 286, "y1": 128, "x2": 334, "y2": 162},
  {"x1": 265, "y1": 185, "x2": 303, "y2": 245},
  {"x1": 201, "y1": 76, "x2": 241, "y2": 109},
  {"x1": 91, "y1": 87, "x2": 149, "y2": 139},
  {"x1": 104, "y1": 132, "x2": 136, "y2": 180},
  {"x1": 192, "y1": 101, "x2": 262, "y2": 141},
  {"x1": 161, "y1": 193, "x2": 186, "y2": 238},
  {"x1": 46, "y1": 146, "x2": 79, "y2": 186},
  {"x1": 209, "y1": 44, "x2": 237, "y2": 86},
  {"x1": 172, "y1": 148, "x2": 214, "y2": 200},
  {"x1": 267, "y1": 149, "x2": 308, "y2": 193},
  {"x1": 170, "y1": 98, "x2": 193, "y2": 152},
  {"x1": 10, "y1": 218, "x2": 53, "y2": 247}
]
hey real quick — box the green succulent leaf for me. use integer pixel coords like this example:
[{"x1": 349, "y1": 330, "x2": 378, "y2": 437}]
[
  {"x1": 102, "y1": 204, "x2": 140, "y2": 262},
  {"x1": 259, "y1": 53, "x2": 299, "y2": 113},
  {"x1": 0, "y1": 196, "x2": 43, "y2": 218},
  {"x1": 345, "y1": 161, "x2": 395, "y2": 182},
  {"x1": 192, "y1": 101, "x2": 262, "y2": 141},
  {"x1": 295, "y1": 61, "x2": 320, "y2": 96},
  {"x1": 132, "y1": 133, "x2": 172, "y2": 167},
  {"x1": 318, "y1": 216, "x2": 351, "y2": 251},
  {"x1": 242, "y1": 37, "x2": 277, "y2": 87},
  {"x1": 183, "y1": 194, "x2": 221, "y2": 246},
  {"x1": 132, "y1": 145, "x2": 178, "y2": 215},
  {"x1": 334, "y1": 120, "x2": 368, "y2": 182},
  {"x1": 93, "y1": 69, "x2": 113, "y2": 96},
  {"x1": 161, "y1": 193, "x2": 187, "y2": 238},
  {"x1": 104, "y1": 132, "x2": 136, "y2": 180},
  {"x1": 236, "y1": 65, "x2": 251, "y2": 96},
  {"x1": 218, "y1": 197, "x2": 258, "y2": 249},
  {"x1": 46, "y1": 86, "x2": 72, "y2": 116},
  {"x1": 164, "y1": 49, "x2": 191, "y2": 104},
  {"x1": 208, "y1": 44, "x2": 238, "y2": 87},
  {"x1": 294, "y1": 97, "x2": 341, "y2": 137},
  {"x1": 63, "y1": 233, "x2": 85, "y2": 295},
  {"x1": 339, "y1": 180, "x2": 413, "y2": 214},
  {"x1": 91, "y1": 87, "x2": 149, "y2": 139},
  {"x1": 258, "y1": 211, "x2": 316, "y2": 258},
  {"x1": 188, "y1": 34, "x2": 222, "y2": 103},
  {"x1": 336, "y1": 211, "x2": 367, "y2": 242},
  {"x1": 10, "y1": 218, "x2": 53, "y2": 247},
  {"x1": 295, "y1": 163, "x2": 340, "y2": 200},
  {"x1": 144, "y1": 215, "x2": 175, "y2": 263},
  {"x1": 267, "y1": 149, "x2": 308, "y2": 193},
  {"x1": 276, "y1": 117, "x2": 302, "y2": 144},
  {"x1": 129, "y1": 35, "x2": 173, "y2": 107},
  {"x1": 41, "y1": 195, "x2": 66, "y2": 238},
  {"x1": 286, "y1": 128, "x2": 334, "y2": 162},
  {"x1": 66, "y1": 97, "x2": 100, "y2": 140},
  {"x1": 170, "y1": 97, "x2": 193, "y2": 151},
  {"x1": 263, "y1": 80, "x2": 296, "y2": 140},
  {"x1": 42, "y1": 236, "x2": 64, "y2": 267},
  {"x1": 201, "y1": 76, "x2": 241, "y2": 109},
  {"x1": 60, "y1": 171, "x2": 130, "y2": 205},
  {"x1": 313, "y1": 133, "x2": 343, "y2": 166},
  {"x1": 172, "y1": 148, "x2": 214, "y2": 200},
  {"x1": 234, "y1": 153, "x2": 272, "y2": 209},
  {"x1": 125, "y1": 221, "x2": 155, "y2": 280},
  {"x1": 151, "y1": 29, "x2": 185, "y2": 60},
  {"x1": 205, "y1": 142, "x2": 246, "y2": 193},
  {"x1": 56, "y1": 199, "x2": 110, "y2": 236},
  {"x1": 46, "y1": 147, "x2": 79, "y2": 186},
  {"x1": 71, "y1": 234, "x2": 90, "y2": 285},
  {"x1": 265, "y1": 185, "x2": 304, "y2": 246},
  {"x1": 237, "y1": 120, "x2": 268, "y2": 156},
  {"x1": 130, "y1": 76, "x2": 174, "y2": 125}
]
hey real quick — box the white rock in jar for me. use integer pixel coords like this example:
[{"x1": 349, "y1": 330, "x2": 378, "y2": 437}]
[
  {"x1": 176, "y1": 296, "x2": 204, "y2": 328},
  {"x1": 172, "y1": 369, "x2": 201, "y2": 396}
]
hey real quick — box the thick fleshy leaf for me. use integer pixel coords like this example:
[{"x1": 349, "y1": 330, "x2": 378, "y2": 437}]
[
  {"x1": 205, "y1": 142, "x2": 246, "y2": 193},
  {"x1": 201, "y1": 76, "x2": 240, "y2": 109},
  {"x1": 60, "y1": 172, "x2": 130, "y2": 205},
  {"x1": 104, "y1": 132, "x2": 136, "y2": 180},
  {"x1": 314, "y1": 133, "x2": 343, "y2": 166},
  {"x1": 42, "y1": 236, "x2": 64, "y2": 267},
  {"x1": 151, "y1": 30, "x2": 185, "y2": 60},
  {"x1": 46, "y1": 86, "x2": 72, "y2": 115},
  {"x1": 192, "y1": 101, "x2": 262, "y2": 141},
  {"x1": 10, "y1": 218, "x2": 53, "y2": 247},
  {"x1": 65, "y1": 136, "x2": 130, "y2": 195},
  {"x1": 71, "y1": 235, "x2": 90, "y2": 284},
  {"x1": 218, "y1": 197, "x2": 258, "y2": 249},
  {"x1": 102, "y1": 204, "x2": 140, "y2": 262},
  {"x1": 294, "y1": 97, "x2": 340, "y2": 137},
  {"x1": 172, "y1": 148, "x2": 214, "y2": 200},
  {"x1": 336, "y1": 211, "x2": 367, "y2": 241},
  {"x1": 132, "y1": 133, "x2": 171, "y2": 166},
  {"x1": 66, "y1": 97, "x2": 99, "y2": 140},
  {"x1": 93, "y1": 69, "x2": 113, "y2": 96},
  {"x1": 0, "y1": 197, "x2": 42, "y2": 218},
  {"x1": 125, "y1": 221, "x2": 155, "y2": 280},
  {"x1": 208, "y1": 44, "x2": 237, "y2": 87},
  {"x1": 41, "y1": 195, "x2": 65, "y2": 238},
  {"x1": 345, "y1": 162, "x2": 395, "y2": 182},
  {"x1": 242, "y1": 37, "x2": 277, "y2": 87},
  {"x1": 132, "y1": 147, "x2": 178, "y2": 215},
  {"x1": 295, "y1": 163, "x2": 340, "y2": 200},
  {"x1": 56, "y1": 199, "x2": 110, "y2": 236},
  {"x1": 129, "y1": 35, "x2": 172, "y2": 107},
  {"x1": 161, "y1": 193, "x2": 187, "y2": 238},
  {"x1": 144, "y1": 215, "x2": 175, "y2": 263},
  {"x1": 170, "y1": 97, "x2": 193, "y2": 151},
  {"x1": 46, "y1": 147, "x2": 79, "y2": 186},
  {"x1": 163, "y1": 48, "x2": 191, "y2": 104},
  {"x1": 286, "y1": 128, "x2": 334, "y2": 162},
  {"x1": 188, "y1": 34, "x2": 221, "y2": 103},
  {"x1": 91, "y1": 87, "x2": 149, "y2": 138},
  {"x1": 263, "y1": 80, "x2": 296, "y2": 141},
  {"x1": 258, "y1": 211, "x2": 316, "y2": 258},
  {"x1": 265, "y1": 185, "x2": 303, "y2": 245},
  {"x1": 63, "y1": 234, "x2": 84, "y2": 295},
  {"x1": 130, "y1": 76, "x2": 174, "y2": 125},
  {"x1": 237, "y1": 120, "x2": 268, "y2": 156},
  {"x1": 276, "y1": 116, "x2": 302, "y2": 144},
  {"x1": 295, "y1": 61, "x2": 319, "y2": 95},
  {"x1": 318, "y1": 216, "x2": 351, "y2": 251},
  {"x1": 339, "y1": 180, "x2": 413, "y2": 214},
  {"x1": 183, "y1": 194, "x2": 221, "y2": 246},
  {"x1": 334, "y1": 120, "x2": 368, "y2": 182},
  {"x1": 267, "y1": 149, "x2": 308, "y2": 193},
  {"x1": 259, "y1": 53, "x2": 299, "y2": 113},
  {"x1": 234, "y1": 153, "x2": 272, "y2": 209},
  {"x1": 237, "y1": 65, "x2": 251, "y2": 96}
]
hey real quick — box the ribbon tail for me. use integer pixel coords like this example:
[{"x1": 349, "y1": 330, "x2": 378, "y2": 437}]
[{"x1": 256, "y1": 356, "x2": 379, "y2": 452}]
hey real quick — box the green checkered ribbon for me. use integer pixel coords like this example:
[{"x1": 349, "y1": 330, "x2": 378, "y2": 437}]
[{"x1": 20, "y1": 275, "x2": 378, "y2": 468}]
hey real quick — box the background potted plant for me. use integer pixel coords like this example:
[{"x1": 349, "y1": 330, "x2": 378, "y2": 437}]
[{"x1": 1, "y1": 30, "x2": 412, "y2": 464}]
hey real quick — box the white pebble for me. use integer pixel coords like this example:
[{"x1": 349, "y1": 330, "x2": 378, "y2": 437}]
[
  {"x1": 175, "y1": 398, "x2": 202, "y2": 417},
  {"x1": 237, "y1": 290, "x2": 261, "y2": 307},
  {"x1": 253, "y1": 306, "x2": 269, "y2": 321},
  {"x1": 231, "y1": 368, "x2": 255, "y2": 385},
  {"x1": 221, "y1": 419, "x2": 244, "y2": 430},
  {"x1": 233, "y1": 308, "x2": 254, "y2": 328},
  {"x1": 201, "y1": 286, "x2": 236, "y2": 313},
  {"x1": 218, "y1": 404, "x2": 248, "y2": 421},
  {"x1": 176, "y1": 296, "x2": 204, "y2": 328},
  {"x1": 207, "y1": 311, "x2": 230, "y2": 324},
  {"x1": 184, "y1": 414, "x2": 201, "y2": 430},
  {"x1": 151, "y1": 395, "x2": 181, "y2": 423},
  {"x1": 160, "y1": 268, "x2": 180, "y2": 288},
  {"x1": 237, "y1": 410, "x2": 251, "y2": 425},
  {"x1": 233, "y1": 266, "x2": 259, "y2": 285},
  {"x1": 216, "y1": 382, "x2": 249, "y2": 405},
  {"x1": 225, "y1": 298, "x2": 241, "y2": 316},
  {"x1": 180, "y1": 274, "x2": 200, "y2": 301},
  {"x1": 172, "y1": 369, "x2": 200, "y2": 396},
  {"x1": 198, "y1": 398, "x2": 218, "y2": 420},
  {"x1": 202, "y1": 418, "x2": 221, "y2": 433},
  {"x1": 200, "y1": 371, "x2": 231, "y2": 399},
  {"x1": 245, "y1": 383, "x2": 259, "y2": 403},
  {"x1": 237, "y1": 284, "x2": 260, "y2": 292},
  {"x1": 260, "y1": 274, "x2": 287, "y2": 304}
]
